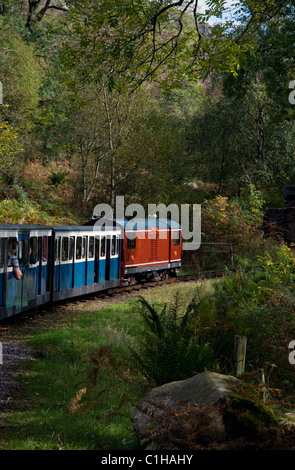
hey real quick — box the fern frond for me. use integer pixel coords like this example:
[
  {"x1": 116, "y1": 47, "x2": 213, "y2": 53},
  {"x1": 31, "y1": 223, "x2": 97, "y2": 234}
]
[
  {"x1": 137, "y1": 296, "x2": 165, "y2": 338},
  {"x1": 68, "y1": 387, "x2": 87, "y2": 413}
]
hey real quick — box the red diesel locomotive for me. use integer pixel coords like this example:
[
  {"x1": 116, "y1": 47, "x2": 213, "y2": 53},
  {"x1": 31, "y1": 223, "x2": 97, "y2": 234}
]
[{"x1": 119, "y1": 218, "x2": 182, "y2": 285}]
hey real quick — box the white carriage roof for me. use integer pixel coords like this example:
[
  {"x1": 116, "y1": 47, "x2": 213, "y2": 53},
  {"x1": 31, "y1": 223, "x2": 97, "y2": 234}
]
[{"x1": 0, "y1": 224, "x2": 51, "y2": 231}]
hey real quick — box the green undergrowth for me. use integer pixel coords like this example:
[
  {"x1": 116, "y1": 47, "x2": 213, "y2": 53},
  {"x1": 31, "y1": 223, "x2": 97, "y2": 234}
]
[
  {"x1": 1, "y1": 253, "x2": 294, "y2": 450},
  {"x1": 0, "y1": 283, "x2": 205, "y2": 451},
  {"x1": 0, "y1": 302, "x2": 148, "y2": 450}
]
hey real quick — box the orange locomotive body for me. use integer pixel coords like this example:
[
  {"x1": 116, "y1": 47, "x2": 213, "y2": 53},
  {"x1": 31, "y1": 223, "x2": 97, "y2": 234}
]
[{"x1": 119, "y1": 218, "x2": 182, "y2": 285}]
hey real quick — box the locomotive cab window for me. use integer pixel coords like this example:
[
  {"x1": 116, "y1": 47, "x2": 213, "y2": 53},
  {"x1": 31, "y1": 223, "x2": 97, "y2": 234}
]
[
  {"x1": 127, "y1": 236, "x2": 136, "y2": 250},
  {"x1": 172, "y1": 231, "x2": 180, "y2": 246}
]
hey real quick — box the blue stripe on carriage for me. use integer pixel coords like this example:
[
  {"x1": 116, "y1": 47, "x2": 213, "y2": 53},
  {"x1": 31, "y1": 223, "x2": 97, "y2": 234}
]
[
  {"x1": 87, "y1": 259, "x2": 94, "y2": 285},
  {"x1": 60, "y1": 263, "x2": 73, "y2": 291},
  {"x1": 99, "y1": 259, "x2": 106, "y2": 283},
  {"x1": 110, "y1": 258, "x2": 119, "y2": 280},
  {"x1": 54, "y1": 265, "x2": 60, "y2": 291},
  {"x1": 73, "y1": 261, "x2": 86, "y2": 288},
  {"x1": 0, "y1": 272, "x2": 3, "y2": 306},
  {"x1": 41, "y1": 264, "x2": 48, "y2": 295}
]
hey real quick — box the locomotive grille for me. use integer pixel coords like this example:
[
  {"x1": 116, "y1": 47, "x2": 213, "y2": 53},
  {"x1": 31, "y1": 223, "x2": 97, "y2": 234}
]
[{"x1": 150, "y1": 233, "x2": 159, "y2": 261}]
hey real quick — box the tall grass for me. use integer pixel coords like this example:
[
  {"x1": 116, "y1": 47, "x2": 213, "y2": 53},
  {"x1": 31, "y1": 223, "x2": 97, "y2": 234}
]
[{"x1": 1, "y1": 301, "x2": 148, "y2": 450}]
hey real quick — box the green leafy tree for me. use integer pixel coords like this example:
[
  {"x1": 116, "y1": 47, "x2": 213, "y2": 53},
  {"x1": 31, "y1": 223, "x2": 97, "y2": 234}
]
[
  {"x1": 187, "y1": 77, "x2": 295, "y2": 196},
  {"x1": 0, "y1": 115, "x2": 22, "y2": 188}
]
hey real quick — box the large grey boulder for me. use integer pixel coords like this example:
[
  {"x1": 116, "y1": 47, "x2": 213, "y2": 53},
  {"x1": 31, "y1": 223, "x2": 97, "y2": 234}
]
[{"x1": 130, "y1": 372, "x2": 240, "y2": 449}]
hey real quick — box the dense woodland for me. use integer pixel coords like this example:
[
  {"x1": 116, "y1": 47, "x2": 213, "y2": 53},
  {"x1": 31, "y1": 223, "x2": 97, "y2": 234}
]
[
  {"x1": 0, "y1": 0, "x2": 294, "y2": 227},
  {"x1": 1, "y1": 2, "x2": 295, "y2": 450}
]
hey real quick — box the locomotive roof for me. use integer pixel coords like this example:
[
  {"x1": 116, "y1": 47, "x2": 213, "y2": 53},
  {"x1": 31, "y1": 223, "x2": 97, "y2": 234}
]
[{"x1": 115, "y1": 218, "x2": 181, "y2": 230}]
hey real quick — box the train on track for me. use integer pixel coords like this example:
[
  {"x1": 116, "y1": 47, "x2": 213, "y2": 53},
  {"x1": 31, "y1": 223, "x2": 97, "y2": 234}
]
[{"x1": 0, "y1": 218, "x2": 182, "y2": 320}]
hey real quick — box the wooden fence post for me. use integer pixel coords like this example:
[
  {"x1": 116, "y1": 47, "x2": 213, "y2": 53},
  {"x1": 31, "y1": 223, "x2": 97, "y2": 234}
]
[
  {"x1": 234, "y1": 335, "x2": 247, "y2": 376},
  {"x1": 229, "y1": 243, "x2": 234, "y2": 269}
]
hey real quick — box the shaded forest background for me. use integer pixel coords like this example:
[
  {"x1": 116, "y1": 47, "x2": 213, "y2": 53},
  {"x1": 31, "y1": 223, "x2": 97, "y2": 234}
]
[
  {"x1": 1, "y1": 3, "x2": 295, "y2": 450},
  {"x1": 0, "y1": 0, "x2": 294, "y2": 229}
]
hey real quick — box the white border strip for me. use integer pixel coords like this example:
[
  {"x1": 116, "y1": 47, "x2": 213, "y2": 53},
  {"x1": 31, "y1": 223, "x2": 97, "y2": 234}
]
[
  {"x1": 125, "y1": 260, "x2": 170, "y2": 267},
  {"x1": 30, "y1": 230, "x2": 52, "y2": 237}
]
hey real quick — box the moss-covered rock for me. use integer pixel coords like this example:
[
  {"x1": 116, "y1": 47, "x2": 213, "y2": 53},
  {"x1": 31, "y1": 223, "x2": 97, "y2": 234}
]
[
  {"x1": 131, "y1": 372, "x2": 281, "y2": 449},
  {"x1": 225, "y1": 383, "x2": 279, "y2": 439}
]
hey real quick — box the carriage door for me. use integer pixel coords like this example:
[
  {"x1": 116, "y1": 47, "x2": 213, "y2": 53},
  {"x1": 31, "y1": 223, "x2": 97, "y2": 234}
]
[
  {"x1": 94, "y1": 236, "x2": 100, "y2": 283},
  {"x1": 105, "y1": 236, "x2": 111, "y2": 281},
  {"x1": 16, "y1": 232, "x2": 30, "y2": 311},
  {"x1": 87, "y1": 236, "x2": 95, "y2": 285},
  {"x1": 5, "y1": 235, "x2": 17, "y2": 309},
  {"x1": 37, "y1": 235, "x2": 49, "y2": 296},
  {"x1": 54, "y1": 236, "x2": 61, "y2": 291},
  {"x1": 0, "y1": 237, "x2": 5, "y2": 307}
]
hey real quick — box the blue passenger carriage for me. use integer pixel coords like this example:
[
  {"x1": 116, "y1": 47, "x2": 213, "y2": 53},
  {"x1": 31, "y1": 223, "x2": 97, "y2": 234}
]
[
  {"x1": 52, "y1": 224, "x2": 122, "y2": 302},
  {"x1": 0, "y1": 224, "x2": 52, "y2": 319}
]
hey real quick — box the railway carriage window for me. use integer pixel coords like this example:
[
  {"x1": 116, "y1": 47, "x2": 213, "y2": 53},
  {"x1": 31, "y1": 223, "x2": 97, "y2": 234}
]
[
  {"x1": 24, "y1": 239, "x2": 29, "y2": 264},
  {"x1": 18, "y1": 240, "x2": 23, "y2": 264},
  {"x1": 89, "y1": 236, "x2": 94, "y2": 259},
  {"x1": 100, "y1": 237, "x2": 106, "y2": 258},
  {"x1": 173, "y1": 232, "x2": 180, "y2": 246},
  {"x1": 76, "y1": 236, "x2": 82, "y2": 260},
  {"x1": 127, "y1": 237, "x2": 136, "y2": 250},
  {"x1": 55, "y1": 237, "x2": 60, "y2": 262},
  {"x1": 8, "y1": 237, "x2": 18, "y2": 267},
  {"x1": 30, "y1": 237, "x2": 38, "y2": 264},
  {"x1": 42, "y1": 236, "x2": 47, "y2": 261},
  {"x1": 82, "y1": 237, "x2": 86, "y2": 259},
  {"x1": 69, "y1": 237, "x2": 74, "y2": 261},
  {"x1": 62, "y1": 237, "x2": 69, "y2": 261},
  {"x1": 111, "y1": 235, "x2": 116, "y2": 256},
  {"x1": 0, "y1": 239, "x2": 4, "y2": 269}
]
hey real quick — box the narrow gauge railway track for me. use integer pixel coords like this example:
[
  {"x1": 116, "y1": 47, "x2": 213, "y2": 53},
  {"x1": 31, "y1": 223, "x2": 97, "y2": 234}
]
[
  {"x1": 117, "y1": 269, "x2": 226, "y2": 294},
  {"x1": 60, "y1": 269, "x2": 228, "y2": 304},
  {"x1": 0, "y1": 269, "x2": 228, "y2": 328}
]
